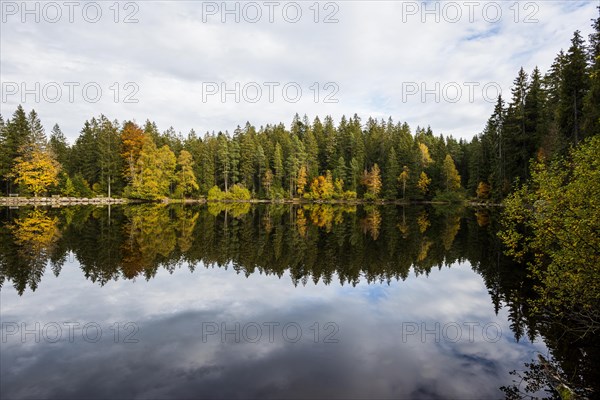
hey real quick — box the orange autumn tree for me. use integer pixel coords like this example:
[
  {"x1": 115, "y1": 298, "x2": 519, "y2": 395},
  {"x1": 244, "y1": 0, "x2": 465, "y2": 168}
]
[
  {"x1": 361, "y1": 163, "x2": 382, "y2": 200},
  {"x1": 120, "y1": 121, "x2": 145, "y2": 184}
]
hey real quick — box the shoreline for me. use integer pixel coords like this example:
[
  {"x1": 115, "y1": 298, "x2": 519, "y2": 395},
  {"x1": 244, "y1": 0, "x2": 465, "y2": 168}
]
[
  {"x1": 1, "y1": 196, "x2": 503, "y2": 207},
  {"x1": 0, "y1": 196, "x2": 130, "y2": 207}
]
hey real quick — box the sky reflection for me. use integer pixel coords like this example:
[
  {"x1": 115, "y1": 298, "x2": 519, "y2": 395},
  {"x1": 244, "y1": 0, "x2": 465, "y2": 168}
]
[{"x1": 1, "y1": 258, "x2": 545, "y2": 399}]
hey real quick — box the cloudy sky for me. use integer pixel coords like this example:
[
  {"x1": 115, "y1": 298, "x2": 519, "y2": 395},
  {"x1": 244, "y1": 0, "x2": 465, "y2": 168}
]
[{"x1": 0, "y1": 0, "x2": 597, "y2": 143}]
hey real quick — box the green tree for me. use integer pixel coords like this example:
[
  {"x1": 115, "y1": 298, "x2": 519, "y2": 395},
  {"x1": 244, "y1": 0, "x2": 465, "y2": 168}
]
[
  {"x1": 559, "y1": 30, "x2": 589, "y2": 145},
  {"x1": 97, "y1": 116, "x2": 122, "y2": 197},
  {"x1": 175, "y1": 150, "x2": 199, "y2": 198},
  {"x1": 583, "y1": 11, "x2": 600, "y2": 137},
  {"x1": 273, "y1": 143, "x2": 284, "y2": 188},
  {"x1": 500, "y1": 135, "x2": 600, "y2": 336},
  {"x1": 217, "y1": 133, "x2": 230, "y2": 191},
  {"x1": 128, "y1": 136, "x2": 176, "y2": 200},
  {"x1": 49, "y1": 124, "x2": 69, "y2": 170},
  {"x1": 385, "y1": 147, "x2": 400, "y2": 199},
  {"x1": 0, "y1": 105, "x2": 31, "y2": 194}
]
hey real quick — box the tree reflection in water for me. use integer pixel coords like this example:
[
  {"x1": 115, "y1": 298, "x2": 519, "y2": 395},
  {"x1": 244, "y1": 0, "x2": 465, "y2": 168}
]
[{"x1": 0, "y1": 204, "x2": 598, "y2": 398}]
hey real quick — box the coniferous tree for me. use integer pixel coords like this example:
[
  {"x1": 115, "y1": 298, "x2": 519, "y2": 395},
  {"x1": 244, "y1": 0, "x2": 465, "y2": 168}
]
[
  {"x1": 583, "y1": 10, "x2": 600, "y2": 137},
  {"x1": 49, "y1": 124, "x2": 69, "y2": 170},
  {"x1": 1, "y1": 105, "x2": 31, "y2": 194},
  {"x1": 560, "y1": 31, "x2": 589, "y2": 145}
]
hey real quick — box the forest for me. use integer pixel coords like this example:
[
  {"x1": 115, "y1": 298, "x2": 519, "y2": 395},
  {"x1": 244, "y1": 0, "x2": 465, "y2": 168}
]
[{"x1": 1, "y1": 17, "x2": 598, "y2": 203}]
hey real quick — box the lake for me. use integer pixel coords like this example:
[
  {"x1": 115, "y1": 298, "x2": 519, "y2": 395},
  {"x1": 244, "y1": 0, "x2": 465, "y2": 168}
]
[{"x1": 1, "y1": 204, "x2": 547, "y2": 399}]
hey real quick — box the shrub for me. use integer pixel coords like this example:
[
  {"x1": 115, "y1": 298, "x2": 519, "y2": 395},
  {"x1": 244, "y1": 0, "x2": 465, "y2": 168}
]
[{"x1": 207, "y1": 184, "x2": 252, "y2": 201}]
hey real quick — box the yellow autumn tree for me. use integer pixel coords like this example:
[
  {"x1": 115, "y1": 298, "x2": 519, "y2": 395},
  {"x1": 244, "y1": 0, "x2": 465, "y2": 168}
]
[
  {"x1": 442, "y1": 154, "x2": 461, "y2": 191},
  {"x1": 361, "y1": 163, "x2": 382, "y2": 199},
  {"x1": 308, "y1": 171, "x2": 335, "y2": 200},
  {"x1": 360, "y1": 206, "x2": 382, "y2": 240},
  {"x1": 417, "y1": 171, "x2": 431, "y2": 195},
  {"x1": 11, "y1": 209, "x2": 60, "y2": 256},
  {"x1": 128, "y1": 136, "x2": 176, "y2": 200},
  {"x1": 476, "y1": 182, "x2": 491, "y2": 199},
  {"x1": 296, "y1": 165, "x2": 308, "y2": 196},
  {"x1": 175, "y1": 150, "x2": 199, "y2": 198},
  {"x1": 398, "y1": 165, "x2": 410, "y2": 199},
  {"x1": 419, "y1": 143, "x2": 433, "y2": 167},
  {"x1": 12, "y1": 145, "x2": 60, "y2": 197}
]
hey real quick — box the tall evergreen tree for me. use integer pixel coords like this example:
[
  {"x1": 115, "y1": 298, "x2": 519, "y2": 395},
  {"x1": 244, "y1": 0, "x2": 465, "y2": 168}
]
[
  {"x1": 1, "y1": 105, "x2": 31, "y2": 194},
  {"x1": 560, "y1": 31, "x2": 589, "y2": 144},
  {"x1": 49, "y1": 124, "x2": 69, "y2": 170},
  {"x1": 583, "y1": 10, "x2": 600, "y2": 137}
]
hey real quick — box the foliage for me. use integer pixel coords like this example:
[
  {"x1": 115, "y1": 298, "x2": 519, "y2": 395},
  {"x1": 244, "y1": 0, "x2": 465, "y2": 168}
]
[
  {"x1": 72, "y1": 173, "x2": 93, "y2": 197},
  {"x1": 296, "y1": 165, "x2": 308, "y2": 196},
  {"x1": 500, "y1": 136, "x2": 600, "y2": 336},
  {"x1": 175, "y1": 150, "x2": 199, "y2": 198},
  {"x1": 120, "y1": 121, "x2": 145, "y2": 184},
  {"x1": 127, "y1": 136, "x2": 176, "y2": 200},
  {"x1": 207, "y1": 184, "x2": 251, "y2": 201},
  {"x1": 306, "y1": 172, "x2": 335, "y2": 200},
  {"x1": 442, "y1": 154, "x2": 461, "y2": 191},
  {"x1": 2, "y1": 16, "x2": 599, "y2": 202},
  {"x1": 361, "y1": 164, "x2": 382, "y2": 199},
  {"x1": 417, "y1": 171, "x2": 431, "y2": 195},
  {"x1": 476, "y1": 182, "x2": 491, "y2": 200},
  {"x1": 398, "y1": 165, "x2": 410, "y2": 199},
  {"x1": 12, "y1": 144, "x2": 60, "y2": 196}
]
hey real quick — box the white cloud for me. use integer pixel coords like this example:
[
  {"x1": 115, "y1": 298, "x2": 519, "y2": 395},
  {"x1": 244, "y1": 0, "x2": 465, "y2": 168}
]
[{"x1": 0, "y1": 1, "x2": 597, "y2": 143}]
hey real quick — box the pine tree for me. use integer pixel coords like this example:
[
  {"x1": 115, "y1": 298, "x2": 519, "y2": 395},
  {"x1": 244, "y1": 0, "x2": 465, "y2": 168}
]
[
  {"x1": 229, "y1": 139, "x2": 240, "y2": 186},
  {"x1": 217, "y1": 133, "x2": 230, "y2": 191},
  {"x1": 385, "y1": 147, "x2": 400, "y2": 199},
  {"x1": 560, "y1": 30, "x2": 589, "y2": 144},
  {"x1": 398, "y1": 165, "x2": 410, "y2": 200},
  {"x1": 1, "y1": 105, "x2": 31, "y2": 194},
  {"x1": 273, "y1": 143, "x2": 284, "y2": 188},
  {"x1": 524, "y1": 67, "x2": 545, "y2": 165},
  {"x1": 504, "y1": 67, "x2": 529, "y2": 183},
  {"x1": 71, "y1": 119, "x2": 99, "y2": 187},
  {"x1": 238, "y1": 126, "x2": 257, "y2": 191},
  {"x1": 97, "y1": 116, "x2": 122, "y2": 197},
  {"x1": 583, "y1": 10, "x2": 600, "y2": 137},
  {"x1": 255, "y1": 144, "x2": 266, "y2": 193},
  {"x1": 49, "y1": 124, "x2": 69, "y2": 170},
  {"x1": 27, "y1": 110, "x2": 46, "y2": 149}
]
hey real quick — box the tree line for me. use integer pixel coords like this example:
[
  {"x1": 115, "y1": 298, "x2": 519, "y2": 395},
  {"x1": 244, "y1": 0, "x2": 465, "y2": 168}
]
[{"x1": 1, "y1": 16, "x2": 598, "y2": 201}]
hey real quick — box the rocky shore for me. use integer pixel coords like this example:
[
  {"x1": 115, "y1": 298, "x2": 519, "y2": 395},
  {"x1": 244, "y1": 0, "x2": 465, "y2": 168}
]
[{"x1": 0, "y1": 196, "x2": 129, "y2": 206}]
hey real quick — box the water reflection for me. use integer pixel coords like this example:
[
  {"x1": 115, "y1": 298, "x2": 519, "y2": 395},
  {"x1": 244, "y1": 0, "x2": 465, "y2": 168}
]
[
  {"x1": 2, "y1": 204, "x2": 484, "y2": 291},
  {"x1": 0, "y1": 204, "x2": 578, "y2": 399}
]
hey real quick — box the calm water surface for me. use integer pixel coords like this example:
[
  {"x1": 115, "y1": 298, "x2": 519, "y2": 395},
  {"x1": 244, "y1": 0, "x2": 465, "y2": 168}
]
[{"x1": 1, "y1": 204, "x2": 546, "y2": 399}]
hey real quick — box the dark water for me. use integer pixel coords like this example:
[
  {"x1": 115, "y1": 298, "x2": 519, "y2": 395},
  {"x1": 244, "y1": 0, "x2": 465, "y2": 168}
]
[{"x1": 0, "y1": 204, "x2": 546, "y2": 399}]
